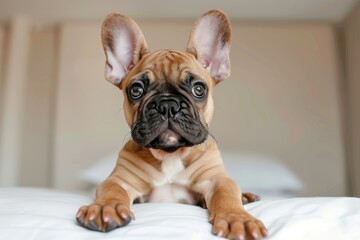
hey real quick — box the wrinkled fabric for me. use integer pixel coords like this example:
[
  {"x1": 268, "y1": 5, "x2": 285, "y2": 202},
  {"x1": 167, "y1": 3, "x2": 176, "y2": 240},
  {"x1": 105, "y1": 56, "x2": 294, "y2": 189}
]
[{"x1": 0, "y1": 188, "x2": 359, "y2": 240}]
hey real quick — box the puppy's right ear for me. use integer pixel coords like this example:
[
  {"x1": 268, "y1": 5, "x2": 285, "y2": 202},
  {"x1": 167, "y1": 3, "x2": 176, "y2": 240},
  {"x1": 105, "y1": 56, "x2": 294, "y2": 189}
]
[
  {"x1": 101, "y1": 13, "x2": 149, "y2": 88},
  {"x1": 187, "y1": 10, "x2": 231, "y2": 84}
]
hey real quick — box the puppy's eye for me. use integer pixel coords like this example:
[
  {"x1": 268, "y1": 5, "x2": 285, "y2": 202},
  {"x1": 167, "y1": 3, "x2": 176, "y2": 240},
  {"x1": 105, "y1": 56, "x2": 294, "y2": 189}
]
[
  {"x1": 129, "y1": 82, "x2": 144, "y2": 100},
  {"x1": 191, "y1": 82, "x2": 206, "y2": 99}
]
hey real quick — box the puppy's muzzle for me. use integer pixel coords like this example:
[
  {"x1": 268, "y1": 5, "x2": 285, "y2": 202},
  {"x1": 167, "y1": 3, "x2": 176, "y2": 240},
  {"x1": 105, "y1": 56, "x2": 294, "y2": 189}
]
[
  {"x1": 146, "y1": 95, "x2": 190, "y2": 152},
  {"x1": 131, "y1": 94, "x2": 208, "y2": 153}
]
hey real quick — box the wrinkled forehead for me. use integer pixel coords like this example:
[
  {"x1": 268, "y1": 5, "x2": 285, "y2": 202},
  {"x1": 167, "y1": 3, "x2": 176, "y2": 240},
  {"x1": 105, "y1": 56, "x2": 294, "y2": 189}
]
[{"x1": 129, "y1": 50, "x2": 211, "y2": 84}]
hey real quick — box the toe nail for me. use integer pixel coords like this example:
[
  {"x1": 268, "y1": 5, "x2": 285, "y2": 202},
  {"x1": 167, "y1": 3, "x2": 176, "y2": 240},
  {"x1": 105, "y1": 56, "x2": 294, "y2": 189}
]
[
  {"x1": 216, "y1": 231, "x2": 223, "y2": 237},
  {"x1": 252, "y1": 231, "x2": 259, "y2": 238},
  {"x1": 76, "y1": 211, "x2": 83, "y2": 218},
  {"x1": 105, "y1": 220, "x2": 118, "y2": 232},
  {"x1": 238, "y1": 234, "x2": 245, "y2": 240},
  {"x1": 88, "y1": 220, "x2": 99, "y2": 230},
  {"x1": 120, "y1": 212, "x2": 128, "y2": 219},
  {"x1": 121, "y1": 216, "x2": 132, "y2": 226}
]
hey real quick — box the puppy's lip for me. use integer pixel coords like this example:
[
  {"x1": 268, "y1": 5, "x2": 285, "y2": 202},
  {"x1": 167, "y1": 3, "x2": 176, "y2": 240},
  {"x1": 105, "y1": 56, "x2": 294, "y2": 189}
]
[
  {"x1": 133, "y1": 121, "x2": 168, "y2": 147},
  {"x1": 156, "y1": 146, "x2": 180, "y2": 153},
  {"x1": 145, "y1": 128, "x2": 192, "y2": 152},
  {"x1": 158, "y1": 129, "x2": 181, "y2": 146},
  {"x1": 169, "y1": 120, "x2": 207, "y2": 145},
  {"x1": 147, "y1": 139, "x2": 189, "y2": 153}
]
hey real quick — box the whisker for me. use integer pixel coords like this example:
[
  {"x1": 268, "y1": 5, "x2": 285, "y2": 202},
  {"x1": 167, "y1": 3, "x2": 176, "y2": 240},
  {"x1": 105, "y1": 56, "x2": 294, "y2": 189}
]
[
  {"x1": 177, "y1": 150, "x2": 181, "y2": 158},
  {"x1": 162, "y1": 150, "x2": 168, "y2": 159},
  {"x1": 122, "y1": 131, "x2": 132, "y2": 146},
  {"x1": 208, "y1": 131, "x2": 218, "y2": 144}
]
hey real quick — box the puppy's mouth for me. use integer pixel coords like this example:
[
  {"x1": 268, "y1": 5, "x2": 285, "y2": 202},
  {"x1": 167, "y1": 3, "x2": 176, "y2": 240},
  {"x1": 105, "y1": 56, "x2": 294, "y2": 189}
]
[
  {"x1": 131, "y1": 94, "x2": 208, "y2": 153},
  {"x1": 132, "y1": 117, "x2": 207, "y2": 153},
  {"x1": 146, "y1": 129, "x2": 193, "y2": 153}
]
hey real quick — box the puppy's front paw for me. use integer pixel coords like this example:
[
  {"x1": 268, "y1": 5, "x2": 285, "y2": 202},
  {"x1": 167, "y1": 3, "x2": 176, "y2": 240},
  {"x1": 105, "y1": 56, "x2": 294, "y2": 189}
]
[
  {"x1": 76, "y1": 203, "x2": 135, "y2": 232},
  {"x1": 210, "y1": 211, "x2": 267, "y2": 240},
  {"x1": 241, "y1": 192, "x2": 261, "y2": 205}
]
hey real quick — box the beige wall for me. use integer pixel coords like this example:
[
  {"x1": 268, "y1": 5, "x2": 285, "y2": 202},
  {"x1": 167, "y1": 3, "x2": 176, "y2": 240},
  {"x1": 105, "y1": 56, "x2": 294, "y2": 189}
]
[
  {"x1": 19, "y1": 28, "x2": 57, "y2": 187},
  {"x1": 0, "y1": 24, "x2": 58, "y2": 188},
  {"x1": 53, "y1": 23, "x2": 123, "y2": 190},
  {"x1": 0, "y1": 25, "x2": 4, "y2": 148},
  {"x1": 345, "y1": 2, "x2": 360, "y2": 196},
  {"x1": 0, "y1": 25, "x2": 7, "y2": 184},
  {"x1": 0, "y1": 25, "x2": 4, "y2": 77},
  {"x1": 213, "y1": 24, "x2": 346, "y2": 196},
  {"x1": 0, "y1": 25, "x2": 4, "y2": 119},
  {"x1": 53, "y1": 20, "x2": 346, "y2": 196},
  {"x1": 0, "y1": 25, "x2": 5, "y2": 184},
  {"x1": 0, "y1": 17, "x2": 32, "y2": 186}
]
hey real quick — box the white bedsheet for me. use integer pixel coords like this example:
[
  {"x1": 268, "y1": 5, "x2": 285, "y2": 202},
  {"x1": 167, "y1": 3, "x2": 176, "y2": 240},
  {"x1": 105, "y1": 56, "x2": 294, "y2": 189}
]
[{"x1": 0, "y1": 188, "x2": 359, "y2": 240}]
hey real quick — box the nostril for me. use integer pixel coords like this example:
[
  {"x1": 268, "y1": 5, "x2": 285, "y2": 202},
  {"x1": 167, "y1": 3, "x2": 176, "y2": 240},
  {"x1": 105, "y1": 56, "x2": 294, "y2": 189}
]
[
  {"x1": 158, "y1": 103, "x2": 170, "y2": 118},
  {"x1": 159, "y1": 105, "x2": 166, "y2": 115},
  {"x1": 169, "y1": 105, "x2": 180, "y2": 116},
  {"x1": 181, "y1": 102, "x2": 188, "y2": 109}
]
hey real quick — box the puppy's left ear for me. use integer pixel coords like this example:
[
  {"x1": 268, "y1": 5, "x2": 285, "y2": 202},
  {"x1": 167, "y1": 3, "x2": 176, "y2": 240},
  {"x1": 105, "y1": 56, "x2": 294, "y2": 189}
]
[{"x1": 187, "y1": 10, "x2": 231, "y2": 84}]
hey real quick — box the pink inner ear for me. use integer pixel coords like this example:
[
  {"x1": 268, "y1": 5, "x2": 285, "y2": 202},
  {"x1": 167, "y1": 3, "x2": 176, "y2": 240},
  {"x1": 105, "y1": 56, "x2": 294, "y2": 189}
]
[
  {"x1": 203, "y1": 62, "x2": 209, "y2": 68},
  {"x1": 128, "y1": 63, "x2": 135, "y2": 71},
  {"x1": 103, "y1": 26, "x2": 137, "y2": 85},
  {"x1": 192, "y1": 14, "x2": 230, "y2": 81}
]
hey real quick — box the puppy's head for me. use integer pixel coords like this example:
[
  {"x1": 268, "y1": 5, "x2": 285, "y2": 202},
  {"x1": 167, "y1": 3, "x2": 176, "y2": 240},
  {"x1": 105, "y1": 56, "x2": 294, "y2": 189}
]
[{"x1": 101, "y1": 10, "x2": 231, "y2": 154}]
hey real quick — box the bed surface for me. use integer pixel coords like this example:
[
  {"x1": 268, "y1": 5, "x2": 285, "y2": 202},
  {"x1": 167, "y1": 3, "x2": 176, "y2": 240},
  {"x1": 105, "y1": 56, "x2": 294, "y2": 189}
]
[{"x1": 0, "y1": 188, "x2": 359, "y2": 240}]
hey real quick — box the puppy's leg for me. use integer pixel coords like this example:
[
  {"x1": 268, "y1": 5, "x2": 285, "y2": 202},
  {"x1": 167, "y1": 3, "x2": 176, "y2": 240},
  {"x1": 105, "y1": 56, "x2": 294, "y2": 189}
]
[
  {"x1": 210, "y1": 177, "x2": 267, "y2": 239},
  {"x1": 76, "y1": 178, "x2": 134, "y2": 232},
  {"x1": 195, "y1": 176, "x2": 267, "y2": 239},
  {"x1": 195, "y1": 192, "x2": 260, "y2": 208}
]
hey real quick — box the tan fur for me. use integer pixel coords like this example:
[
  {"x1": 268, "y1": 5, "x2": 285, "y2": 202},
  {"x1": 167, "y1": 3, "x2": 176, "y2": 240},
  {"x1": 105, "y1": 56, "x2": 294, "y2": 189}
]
[
  {"x1": 76, "y1": 10, "x2": 267, "y2": 239},
  {"x1": 122, "y1": 50, "x2": 215, "y2": 127}
]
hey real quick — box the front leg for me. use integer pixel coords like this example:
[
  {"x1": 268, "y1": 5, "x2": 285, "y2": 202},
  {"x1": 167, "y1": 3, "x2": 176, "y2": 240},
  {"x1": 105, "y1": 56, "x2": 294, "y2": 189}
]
[
  {"x1": 195, "y1": 192, "x2": 261, "y2": 208},
  {"x1": 198, "y1": 176, "x2": 268, "y2": 239},
  {"x1": 76, "y1": 178, "x2": 135, "y2": 232}
]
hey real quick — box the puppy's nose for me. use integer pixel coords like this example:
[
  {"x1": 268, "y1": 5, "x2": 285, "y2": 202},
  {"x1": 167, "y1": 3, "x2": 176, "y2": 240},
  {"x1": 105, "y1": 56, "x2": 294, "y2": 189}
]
[{"x1": 157, "y1": 98, "x2": 180, "y2": 118}]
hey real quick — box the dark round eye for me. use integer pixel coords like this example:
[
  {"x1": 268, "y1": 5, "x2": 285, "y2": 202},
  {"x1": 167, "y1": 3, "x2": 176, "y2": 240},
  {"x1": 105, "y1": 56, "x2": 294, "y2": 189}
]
[
  {"x1": 191, "y1": 82, "x2": 206, "y2": 99},
  {"x1": 129, "y1": 82, "x2": 144, "y2": 100}
]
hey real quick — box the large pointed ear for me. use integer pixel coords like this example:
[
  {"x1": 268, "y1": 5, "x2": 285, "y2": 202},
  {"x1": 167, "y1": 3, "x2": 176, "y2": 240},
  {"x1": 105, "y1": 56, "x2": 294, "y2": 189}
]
[
  {"x1": 187, "y1": 10, "x2": 231, "y2": 84},
  {"x1": 101, "y1": 13, "x2": 149, "y2": 88}
]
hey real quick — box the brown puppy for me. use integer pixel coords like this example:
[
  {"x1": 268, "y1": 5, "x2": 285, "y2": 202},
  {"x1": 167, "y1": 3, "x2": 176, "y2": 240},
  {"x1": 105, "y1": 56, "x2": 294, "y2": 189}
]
[{"x1": 76, "y1": 10, "x2": 268, "y2": 240}]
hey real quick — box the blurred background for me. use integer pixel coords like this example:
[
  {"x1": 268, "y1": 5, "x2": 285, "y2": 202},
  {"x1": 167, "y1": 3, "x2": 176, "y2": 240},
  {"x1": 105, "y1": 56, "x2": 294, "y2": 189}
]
[{"x1": 0, "y1": 0, "x2": 359, "y2": 197}]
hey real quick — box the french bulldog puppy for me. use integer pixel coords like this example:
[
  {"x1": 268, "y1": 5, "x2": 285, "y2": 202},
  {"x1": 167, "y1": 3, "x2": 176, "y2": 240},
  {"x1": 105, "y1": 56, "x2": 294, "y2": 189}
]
[{"x1": 76, "y1": 10, "x2": 268, "y2": 240}]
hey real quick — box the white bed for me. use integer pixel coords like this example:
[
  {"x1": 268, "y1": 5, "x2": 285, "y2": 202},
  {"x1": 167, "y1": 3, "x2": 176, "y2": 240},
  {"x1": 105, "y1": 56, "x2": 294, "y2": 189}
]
[
  {"x1": 0, "y1": 188, "x2": 359, "y2": 240},
  {"x1": 79, "y1": 152, "x2": 304, "y2": 198},
  {"x1": 0, "y1": 153, "x2": 357, "y2": 240}
]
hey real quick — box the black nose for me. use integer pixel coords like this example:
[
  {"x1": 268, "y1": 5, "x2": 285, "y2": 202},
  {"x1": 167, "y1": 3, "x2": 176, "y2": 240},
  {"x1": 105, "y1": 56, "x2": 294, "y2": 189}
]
[{"x1": 156, "y1": 97, "x2": 180, "y2": 118}]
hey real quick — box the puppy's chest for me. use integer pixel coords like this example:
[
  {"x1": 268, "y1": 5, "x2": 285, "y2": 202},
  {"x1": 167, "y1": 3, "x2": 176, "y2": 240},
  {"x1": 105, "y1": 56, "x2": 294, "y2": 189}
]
[
  {"x1": 156, "y1": 157, "x2": 188, "y2": 185},
  {"x1": 146, "y1": 158, "x2": 195, "y2": 204}
]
